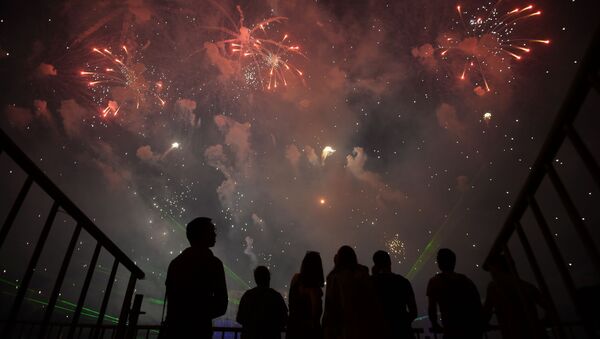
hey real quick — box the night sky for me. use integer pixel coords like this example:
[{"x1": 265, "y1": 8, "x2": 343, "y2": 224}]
[{"x1": 1, "y1": 0, "x2": 599, "y2": 328}]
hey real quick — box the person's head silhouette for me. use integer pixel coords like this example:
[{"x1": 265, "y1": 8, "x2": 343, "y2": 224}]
[
  {"x1": 372, "y1": 250, "x2": 392, "y2": 274},
  {"x1": 300, "y1": 251, "x2": 324, "y2": 287},
  {"x1": 436, "y1": 248, "x2": 456, "y2": 273},
  {"x1": 254, "y1": 266, "x2": 270, "y2": 288},
  {"x1": 186, "y1": 217, "x2": 216, "y2": 248},
  {"x1": 336, "y1": 245, "x2": 358, "y2": 270}
]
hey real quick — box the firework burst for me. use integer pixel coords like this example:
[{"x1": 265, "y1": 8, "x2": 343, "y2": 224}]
[
  {"x1": 80, "y1": 45, "x2": 167, "y2": 118},
  {"x1": 209, "y1": 5, "x2": 305, "y2": 90},
  {"x1": 385, "y1": 234, "x2": 407, "y2": 264},
  {"x1": 437, "y1": 2, "x2": 549, "y2": 93}
]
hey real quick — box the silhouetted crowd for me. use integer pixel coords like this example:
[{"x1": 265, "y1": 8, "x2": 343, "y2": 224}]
[{"x1": 163, "y1": 217, "x2": 549, "y2": 339}]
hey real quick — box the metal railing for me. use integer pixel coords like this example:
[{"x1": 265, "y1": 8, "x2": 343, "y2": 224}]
[
  {"x1": 4, "y1": 322, "x2": 429, "y2": 339},
  {"x1": 483, "y1": 25, "x2": 600, "y2": 339},
  {"x1": 0, "y1": 128, "x2": 145, "y2": 339}
]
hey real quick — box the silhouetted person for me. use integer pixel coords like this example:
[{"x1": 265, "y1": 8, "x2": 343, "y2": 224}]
[
  {"x1": 323, "y1": 245, "x2": 386, "y2": 339},
  {"x1": 483, "y1": 254, "x2": 548, "y2": 339},
  {"x1": 237, "y1": 266, "x2": 288, "y2": 339},
  {"x1": 287, "y1": 251, "x2": 325, "y2": 339},
  {"x1": 576, "y1": 284, "x2": 600, "y2": 333},
  {"x1": 164, "y1": 217, "x2": 228, "y2": 339},
  {"x1": 427, "y1": 248, "x2": 483, "y2": 339},
  {"x1": 371, "y1": 250, "x2": 418, "y2": 339}
]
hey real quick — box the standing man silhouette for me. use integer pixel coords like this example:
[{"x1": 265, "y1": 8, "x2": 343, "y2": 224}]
[
  {"x1": 237, "y1": 266, "x2": 288, "y2": 339},
  {"x1": 165, "y1": 217, "x2": 228, "y2": 339},
  {"x1": 427, "y1": 248, "x2": 483, "y2": 339},
  {"x1": 371, "y1": 250, "x2": 418, "y2": 339}
]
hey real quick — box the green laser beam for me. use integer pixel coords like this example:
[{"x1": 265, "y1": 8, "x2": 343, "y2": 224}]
[
  {"x1": 223, "y1": 264, "x2": 250, "y2": 290},
  {"x1": 0, "y1": 278, "x2": 119, "y2": 323},
  {"x1": 406, "y1": 166, "x2": 485, "y2": 280},
  {"x1": 160, "y1": 215, "x2": 251, "y2": 290}
]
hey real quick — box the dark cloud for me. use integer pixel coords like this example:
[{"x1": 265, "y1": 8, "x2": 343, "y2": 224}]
[
  {"x1": 4, "y1": 105, "x2": 33, "y2": 130},
  {"x1": 411, "y1": 43, "x2": 436, "y2": 69},
  {"x1": 136, "y1": 145, "x2": 160, "y2": 162},
  {"x1": 58, "y1": 99, "x2": 88, "y2": 138},
  {"x1": 435, "y1": 103, "x2": 464, "y2": 136},
  {"x1": 36, "y1": 62, "x2": 57, "y2": 76}
]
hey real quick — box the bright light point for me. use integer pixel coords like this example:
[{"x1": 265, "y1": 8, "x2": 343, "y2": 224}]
[
  {"x1": 319, "y1": 198, "x2": 326, "y2": 205},
  {"x1": 483, "y1": 112, "x2": 492, "y2": 121},
  {"x1": 323, "y1": 146, "x2": 335, "y2": 154},
  {"x1": 321, "y1": 146, "x2": 336, "y2": 164},
  {"x1": 171, "y1": 142, "x2": 180, "y2": 149}
]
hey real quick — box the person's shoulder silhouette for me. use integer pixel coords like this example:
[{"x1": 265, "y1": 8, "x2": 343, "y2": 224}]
[
  {"x1": 237, "y1": 266, "x2": 288, "y2": 339},
  {"x1": 484, "y1": 254, "x2": 548, "y2": 339},
  {"x1": 323, "y1": 245, "x2": 385, "y2": 339},
  {"x1": 164, "y1": 217, "x2": 228, "y2": 339},
  {"x1": 371, "y1": 250, "x2": 417, "y2": 339},
  {"x1": 427, "y1": 248, "x2": 483, "y2": 339},
  {"x1": 288, "y1": 251, "x2": 324, "y2": 339}
]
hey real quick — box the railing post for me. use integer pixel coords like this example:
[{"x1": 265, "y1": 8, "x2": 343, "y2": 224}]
[
  {"x1": 2, "y1": 201, "x2": 59, "y2": 338},
  {"x1": 566, "y1": 125, "x2": 600, "y2": 190},
  {"x1": 546, "y1": 164, "x2": 600, "y2": 276},
  {"x1": 502, "y1": 245, "x2": 551, "y2": 339},
  {"x1": 515, "y1": 222, "x2": 566, "y2": 339},
  {"x1": 530, "y1": 198, "x2": 578, "y2": 298},
  {"x1": 0, "y1": 176, "x2": 34, "y2": 249},
  {"x1": 529, "y1": 197, "x2": 596, "y2": 338},
  {"x1": 67, "y1": 241, "x2": 102, "y2": 339},
  {"x1": 92, "y1": 258, "x2": 120, "y2": 339},
  {"x1": 39, "y1": 223, "x2": 82, "y2": 338},
  {"x1": 126, "y1": 294, "x2": 144, "y2": 339},
  {"x1": 115, "y1": 274, "x2": 137, "y2": 339}
]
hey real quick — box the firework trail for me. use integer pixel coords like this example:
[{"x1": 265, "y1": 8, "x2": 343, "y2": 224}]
[
  {"x1": 160, "y1": 142, "x2": 180, "y2": 160},
  {"x1": 437, "y1": 2, "x2": 549, "y2": 93},
  {"x1": 80, "y1": 45, "x2": 167, "y2": 117},
  {"x1": 208, "y1": 4, "x2": 305, "y2": 90}
]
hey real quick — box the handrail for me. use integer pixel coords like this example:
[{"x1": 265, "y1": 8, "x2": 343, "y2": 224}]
[
  {"x1": 0, "y1": 127, "x2": 145, "y2": 338},
  {"x1": 483, "y1": 25, "x2": 600, "y2": 270},
  {"x1": 481, "y1": 24, "x2": 600, "y2": 339},
  {"x1": 0, "y1": 128, "x2": 144, "y2": 279}
]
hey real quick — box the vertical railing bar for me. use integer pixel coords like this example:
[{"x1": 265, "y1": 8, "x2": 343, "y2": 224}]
[
  {"x1": 49, "y1": 324, "x2": 57, "y2": 339},
  {"x1": 529, "y1": 197, "x2": 596, "y2": 338},
  {"x1": 530, "y1": 197, "x2": 578, "y2": 296},
  {"x1": 2, "y1": 201, "x2": 59, "y2": 338},
  {"x1": 126, "y1": 294, "x2": 144, "y2": 339},
  {"x1": 0, "y1": 176, "x2": 34, "y2": 249},
  {"x1": 39, "y1": 223, "x2": 82, "y2": 338},
  {"x1": 115, "y1": 274, "x2": 137, "y2": 339},
  {"x1": 67, "y1": 241, "x2": 102, "y2": 339},
  {"x1": 515, "y1": 222, "x2": 566, "y2": 339},
  {"x1": 93, "y1": 258, "x2": 120, "y2": 339},
  {"x1": 16, "y1": 322, "x2": 25, "y2": 339},
  {"x1": 546, "y1": 164, "x2": 600, "y2": 275},
  {"x1": 589, "y1": 72, "x2": 600, "y2": 93},
  {"x1": 502, "y1": 245, "x2": 551, "y2": 339},
  {"x1": 566, "y1": 125, "x2": 600, "y2": 190},
  {"x1": 111, "y1": 323, "x2": 118, "y2": 339},
  {"x1": 44, "y1": 324, "x2": 51, "y2": 339}
]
